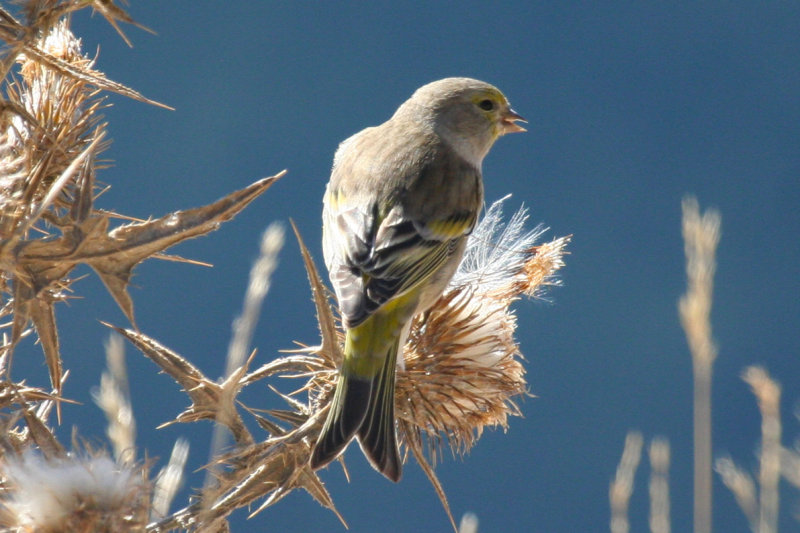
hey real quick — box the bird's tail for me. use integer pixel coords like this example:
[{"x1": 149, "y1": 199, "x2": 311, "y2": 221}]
[
  {"x1": 310, "y1": 370, "x2": 371, "y2": 471},
  {"x1": 310, "y1": 339, "x2": 402, "y2": 482},
  {"x1": 357, "y1": 339, "x2": 402, "y2": 481}
]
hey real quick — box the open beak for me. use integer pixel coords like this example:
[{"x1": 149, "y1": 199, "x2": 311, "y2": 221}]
[{"x1": 501, "y1": 107, "x2": 527, "y2": 134}]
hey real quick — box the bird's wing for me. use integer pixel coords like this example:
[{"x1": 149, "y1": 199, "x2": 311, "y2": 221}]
[{"x1": 324, "y1": 196, "x2": 475, "y2": 328}]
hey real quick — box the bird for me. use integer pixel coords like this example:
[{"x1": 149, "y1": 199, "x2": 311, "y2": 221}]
[{"x1": 310, "y1": 77, "x2": 526, "y2": 482}]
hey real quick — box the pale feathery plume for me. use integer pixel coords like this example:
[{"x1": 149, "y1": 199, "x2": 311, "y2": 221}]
[
  {"x1": 610, "y1": 431, "x2": 644, "y2": 533},
  {"x1": 0, "y1": 449, "x2": 150, "y2": 531},
  {"x1": 715, "y1": 457, "x2": 757, "y2": 531},
  {"x1": 93, "y1": 333, "x2": 136, "y2": 463},
  {"x1": 679, "y1": 196, "x2": 720, "y2": 533},
  {"x1": 742, "y1": 366, "x2": 781, "y2": 533},
  {"x1": 648, "y1": 437, "x2": 671, "y2": 533},
  {"x1": 151, "y1": 438, "x2": 189, "y2": 522},
  {"x1": 458, "y1": 512, "x2": 479, "y2": 533}
]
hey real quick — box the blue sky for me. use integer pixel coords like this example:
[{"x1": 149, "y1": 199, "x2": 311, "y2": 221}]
[{"x1": 12, "y1": 2, "x2": 800, "y2": 532}]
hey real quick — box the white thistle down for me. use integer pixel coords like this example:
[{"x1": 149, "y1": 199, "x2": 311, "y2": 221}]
[
  {"x1": 0, "y1": 451, "x2": 147, "y2": 530},
  {"x1": 452, "y1": 195, "x2": 549, "y2": 294}
]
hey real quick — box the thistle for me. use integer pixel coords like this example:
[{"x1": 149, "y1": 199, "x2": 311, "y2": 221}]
[
  {"x1": 0, "y1": 3, "x2": 570, "y2": 531},
  {"x1": 0, "y1": 449, "x2": 150, "y2": 532}
]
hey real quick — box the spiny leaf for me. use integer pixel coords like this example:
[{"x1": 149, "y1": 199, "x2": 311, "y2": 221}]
[
  {"x1": 207, "y1": 427, "x2": 344, "y2": 529},
  {"x1": 8, "y1": 273, "x2": 71, "y2": 395},
  {"x1": 294, "y1": 466, "x2": 346, "y2": 528},
  {"x1": 291, "y1": 220, "x2": 341, "y2": 367},
  {"x1": 104, "y1": 323, "x2": 254, "y2": 446},
  {"x1": 16, "y1": 172, "x2": 284, "y2": 327},
  {"x1": 90, "y1": 0, "x2": 157, "y2": 48},
  {"x1": 0, "y1": 9, "x2": 170, "y2": 109},
  {"x1": 21, "y1": 405, "x2": 64, "y2": 459},
  {"x1": 241, "y1": 354, "x2": 325, "y2": 387},
  {"x1": 26, "y1": 296, "x2": 61, "y2": 403}
]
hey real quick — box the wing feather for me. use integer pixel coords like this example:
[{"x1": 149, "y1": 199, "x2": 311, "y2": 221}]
[{"x1": 325, "y1": 194, "x2": 474, "y2": 327}]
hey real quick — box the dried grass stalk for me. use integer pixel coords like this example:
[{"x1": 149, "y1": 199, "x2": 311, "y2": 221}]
[
  {"x1": 93, "y1": 333, "x2": 136, "y2": 464},
  {"x1": 610, "y1": 431, "x2": 643, "y2": 533},
  {"x1": 151, "y1": 438, "x2": 189, "y2": 522},
  {"x1": 743, "y1": 366, "x2": 781, "y2": 533},
  {"x1": 714, "y1": 367, "x2": 784, "y2": 533},
  {"x1": 648, "y1": 437, "x2": 671, "y2": 533},
  {"x1": 679, "y1": 196, "x2": 720, "y2": 533},
  {"x1": 203, "y1": 223, "x2": 285, "y2": 506},
  {"x1": 715, "y1": 457, "x2": 757, "y2": 531}
]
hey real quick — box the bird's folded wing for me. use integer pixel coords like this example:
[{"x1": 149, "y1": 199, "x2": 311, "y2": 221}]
[{"x1": 326, "y1": 202, "x2": 474, "y2": 327}]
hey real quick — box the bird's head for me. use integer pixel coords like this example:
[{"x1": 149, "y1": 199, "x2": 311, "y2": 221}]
[{"x1": 401, "y1": 77, "x2": 526, "y2": 165}]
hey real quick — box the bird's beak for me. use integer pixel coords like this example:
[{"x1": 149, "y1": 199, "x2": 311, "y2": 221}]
[{"x1": 501, "y1": 108, "x2": 527, "y2": 134}]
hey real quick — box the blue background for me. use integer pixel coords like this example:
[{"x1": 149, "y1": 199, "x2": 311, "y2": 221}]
[{"x1": 12, "y1": 3, "x2": 800, "y2": 532}]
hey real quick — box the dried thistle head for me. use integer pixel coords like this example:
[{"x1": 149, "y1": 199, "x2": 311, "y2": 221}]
[
  {"x1": 0, "y1": 16, "x2": 109, "y2": 397},
  {"x1": 283, "y1": 198, "x2": 569, "y2": 527},
  {"x1": 305, "y1": 198, "x2": 569, "y2": 462},
  {"x1": 1, "y1": 18, "x2": 107, "y2": 234},
  {"x1": 396, "y1": 198, "x2": 569, "y2": 460},
  {"x1": 0, "y1": 448, "x2": 150, "y2": 532}
]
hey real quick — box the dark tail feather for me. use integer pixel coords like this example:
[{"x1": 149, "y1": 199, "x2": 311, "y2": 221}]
[
  {"x1": 357, "y1": 341, "x2": 402, "y2": 482},
  {"x1": 310, "y1": 373, "x2": 371, "y2": 470}
]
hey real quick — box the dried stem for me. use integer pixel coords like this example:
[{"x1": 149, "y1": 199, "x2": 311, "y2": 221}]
[
  {"x1": 715, "y1": 457, "x2": 757, "y2": 531},
  {"x1": 648, "y1": 437, "x2": 671, "y2": 533},
  {"x1": 203, "y1": 223, "x2": 285, "y2": 503},
  {"x1": 93, "y1": 333, "x2": 136, "y2": 463},
  {"x1": 679, "y1": 196, "x2": 720, "y2": 533},
  {"x1": 610, "y1": 431, "x2": 643, "y2": 533},
  {"x1": 743, "y1": 366, "x2": 781, "y2": 533}
]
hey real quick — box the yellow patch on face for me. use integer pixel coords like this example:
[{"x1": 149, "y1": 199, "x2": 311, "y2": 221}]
[
  {"x1": 469, "y1": 89, "x2": 508, "y2": 109},
  {"x1": 470, "y1": 89, "x2": 509, "y2": 139}
]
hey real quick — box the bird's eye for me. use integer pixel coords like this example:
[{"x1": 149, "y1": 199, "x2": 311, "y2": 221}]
[{"x1": 478, "y1": 99, "x2": 495, "y2": 111}]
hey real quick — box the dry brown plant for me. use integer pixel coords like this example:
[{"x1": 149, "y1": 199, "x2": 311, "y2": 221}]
[
  {"x1": 648, "y1": 437, "x2": 671, "y2": 533},
  {"x1": 610, "y1": 431, "x2": 644, "y2": 533},
  {"x1": 0, "y1": 2, "x2": 570, "y2": 531},
  {"x1": 611, "y1": 197, "x2": 800, "y2": 533},
  {"x1": 715, "y1": 367, "x2": 783, "y2": 533},
  {"x1": 609, "y1": 196, "x2": 720, "y2": 533},
  {"x1": 113, "y1": 199, "x2": 568, "y2": 532},
  {"x1": 680, "y1": 196, "x2": 721, "y2": 533}
]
